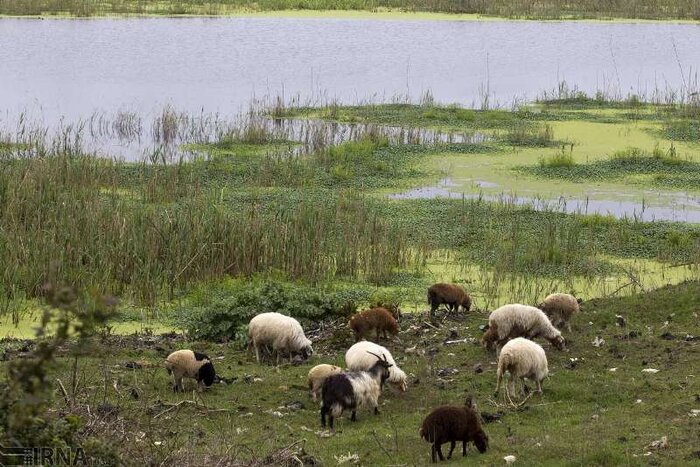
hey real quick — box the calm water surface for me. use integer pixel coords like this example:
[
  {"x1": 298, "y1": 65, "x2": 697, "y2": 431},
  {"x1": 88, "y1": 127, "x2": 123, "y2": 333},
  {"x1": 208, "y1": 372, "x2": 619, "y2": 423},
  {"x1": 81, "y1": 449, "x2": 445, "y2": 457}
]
[{"x1": 1, "y1": 17, "x2": 699, "y2": 123}]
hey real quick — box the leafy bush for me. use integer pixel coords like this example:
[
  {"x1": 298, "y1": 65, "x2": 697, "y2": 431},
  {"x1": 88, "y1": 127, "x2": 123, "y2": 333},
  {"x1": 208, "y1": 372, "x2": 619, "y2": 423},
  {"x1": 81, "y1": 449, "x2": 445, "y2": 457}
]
[{"x1": 173, "y1": 280, "x2": 372, "y2": 341}]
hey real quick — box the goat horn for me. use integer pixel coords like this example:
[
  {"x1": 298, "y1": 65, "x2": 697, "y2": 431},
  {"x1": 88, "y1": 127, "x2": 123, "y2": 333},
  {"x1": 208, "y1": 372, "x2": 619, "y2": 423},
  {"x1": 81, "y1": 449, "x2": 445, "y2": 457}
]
[{"x1": 366, "y1": 351, "x2": 382, "y2": 360}]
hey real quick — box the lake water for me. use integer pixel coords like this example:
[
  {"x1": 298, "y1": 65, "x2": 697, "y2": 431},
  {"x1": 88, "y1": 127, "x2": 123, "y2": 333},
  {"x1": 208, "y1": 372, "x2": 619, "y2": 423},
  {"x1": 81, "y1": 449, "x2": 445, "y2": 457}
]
[
  {"x1": 1, "y1": 17, "x2": 699, "y2": 222},
  {"x1": 1, "y1": 17, "x2": 699, "y2": 124}
]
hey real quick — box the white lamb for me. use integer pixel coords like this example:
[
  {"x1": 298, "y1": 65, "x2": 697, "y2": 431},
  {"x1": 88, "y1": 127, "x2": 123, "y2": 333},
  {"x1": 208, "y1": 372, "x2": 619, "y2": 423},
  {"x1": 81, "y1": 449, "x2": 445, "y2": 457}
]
[
  {"x1": 481, "y1": 304, "x2": 566, "y2": 354},
  {"x1": 494, "y1": 337, "x2": 548, "y2": 399},
  {"x1": 247, "y1": 312, "x2": 313, "y2": 365},
  {"x1": 538, "y1": 292, "x2": 580, "y2": 332},
  {"x1": 345, "y1": 341, "x2": 407, "y2": 391},
  {"x1": 307, "y1": 364, "x2": 343, "y2": 401}
]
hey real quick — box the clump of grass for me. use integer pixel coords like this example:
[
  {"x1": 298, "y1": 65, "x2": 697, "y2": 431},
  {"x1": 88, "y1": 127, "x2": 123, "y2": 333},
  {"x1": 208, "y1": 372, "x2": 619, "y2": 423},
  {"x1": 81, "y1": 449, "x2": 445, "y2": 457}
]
[
  {"x1": 504, "y1": 122, "x2": 555, "y2": 147},
  {"x1": 538, "y1": 151, "x2": 575, "y2": 168},
  {"x1": 664, "y1": 120, "x2": 700, "y2": 142},
  {"x1": 523, "y1": 144, "x2": 700, "y2": 189}
]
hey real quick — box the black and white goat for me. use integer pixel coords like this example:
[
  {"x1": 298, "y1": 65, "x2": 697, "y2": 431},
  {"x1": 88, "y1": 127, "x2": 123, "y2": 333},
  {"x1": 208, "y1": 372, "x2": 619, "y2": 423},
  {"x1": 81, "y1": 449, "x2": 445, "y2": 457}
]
[{"x1": 320, "y1": 352, "x2": 392, "y2": 431}]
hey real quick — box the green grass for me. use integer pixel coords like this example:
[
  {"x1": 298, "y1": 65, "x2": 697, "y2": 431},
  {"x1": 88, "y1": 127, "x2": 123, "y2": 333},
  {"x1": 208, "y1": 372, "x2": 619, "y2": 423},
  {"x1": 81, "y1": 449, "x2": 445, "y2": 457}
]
[
  {"x1": 2, "y1": 96, "x2": 700, "y2": 464},
  {"x1": 2, "y1": 281, "x2": 698, "y2": 464},
  {"x1": 2, "y1": 0, "x2": 700, "y2": 20},
  {"x1": 523, "y1": 145, "x2": 700, "y2": 190}
]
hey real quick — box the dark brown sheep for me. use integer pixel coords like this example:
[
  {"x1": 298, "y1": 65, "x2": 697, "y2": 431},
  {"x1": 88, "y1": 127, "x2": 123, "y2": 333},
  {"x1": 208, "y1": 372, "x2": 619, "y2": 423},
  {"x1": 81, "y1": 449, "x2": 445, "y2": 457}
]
[
  {"x1": 348, "y1": 307, "x2": 399, "y2": 342},
  {"x1": 420, "y1": 396, "x2": 488, "y2": 463},
  {"x1": 427, "y1": 283, "x2": 472, "y2": 316}
]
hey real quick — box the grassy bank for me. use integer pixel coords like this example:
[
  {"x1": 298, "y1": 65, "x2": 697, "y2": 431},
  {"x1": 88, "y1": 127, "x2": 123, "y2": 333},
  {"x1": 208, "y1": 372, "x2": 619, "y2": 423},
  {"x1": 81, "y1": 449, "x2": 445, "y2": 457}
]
[
  {"x1": 1, "y1": 0, "x2": 700, "y2": 21},
  {"x1": 1, "y1": 281, "x2": 698, "y2": 464}
]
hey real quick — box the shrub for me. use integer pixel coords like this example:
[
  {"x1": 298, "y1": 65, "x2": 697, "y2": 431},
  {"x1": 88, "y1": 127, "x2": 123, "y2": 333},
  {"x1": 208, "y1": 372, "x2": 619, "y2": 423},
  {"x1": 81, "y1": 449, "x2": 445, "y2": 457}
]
[{"x1": 173, "y1": 280, "x2": 371, "y2": 341}]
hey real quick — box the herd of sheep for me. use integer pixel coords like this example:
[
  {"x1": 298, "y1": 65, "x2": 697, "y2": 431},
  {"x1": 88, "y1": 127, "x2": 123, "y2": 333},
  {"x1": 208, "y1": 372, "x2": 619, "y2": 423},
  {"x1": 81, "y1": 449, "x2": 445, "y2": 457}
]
[{"x1": 164, "y1": 283, "x2": 581, "y2": 463}]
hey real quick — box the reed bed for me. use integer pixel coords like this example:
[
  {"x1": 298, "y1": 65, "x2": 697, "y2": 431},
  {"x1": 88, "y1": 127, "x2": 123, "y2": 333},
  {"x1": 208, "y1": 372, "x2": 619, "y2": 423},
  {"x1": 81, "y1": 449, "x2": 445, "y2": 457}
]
[{"x1": 0, "y1": 137, "x2": 415, "y2": 306}]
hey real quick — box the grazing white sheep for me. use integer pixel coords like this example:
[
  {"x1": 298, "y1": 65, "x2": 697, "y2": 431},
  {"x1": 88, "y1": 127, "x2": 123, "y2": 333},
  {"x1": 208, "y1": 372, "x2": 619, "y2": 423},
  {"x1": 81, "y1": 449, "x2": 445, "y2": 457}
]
[
  {"x1": 345, "y1": 341, "x2": 407, "y2": 391},
  {"x1": 247, "y1": 312, "x2": 313, "y2": 365},
  {"x1": 538, "y1": 293, "x2": 580, "y2": 332},
  {"x1": 307, "y1": 364, "x2": 343, "y2": 401},
  {"x1": 494, "y1": 337, "x2": 548, "y2": 399},
  {"x1": 481, "y1": 304, "x2": 565, "y2": 354},
  {"x1": 164, "y1": 349, "x2": 216, "y2": 392}
]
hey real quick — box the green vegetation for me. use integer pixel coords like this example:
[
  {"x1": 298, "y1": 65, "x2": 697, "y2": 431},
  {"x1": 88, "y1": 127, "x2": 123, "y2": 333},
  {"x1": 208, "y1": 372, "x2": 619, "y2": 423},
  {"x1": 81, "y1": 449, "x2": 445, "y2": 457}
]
[
  {"x1": 1, "y1": 95, "x2": 700, "y2": 464},
  {"x1": 2, "y1": 0, "x2": 700, "y2": 20},
  {"x1": 524, "y1": 145, "x2": 700, "y2": 190},
  {"x1": 2, "y1": 281, "x2": 698, "y2": 464}
]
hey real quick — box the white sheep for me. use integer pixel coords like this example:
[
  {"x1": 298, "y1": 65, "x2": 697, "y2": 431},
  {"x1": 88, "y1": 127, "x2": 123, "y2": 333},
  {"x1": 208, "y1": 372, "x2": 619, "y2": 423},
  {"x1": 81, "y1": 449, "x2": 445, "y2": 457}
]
[
  {"x1": 482, "y1": 304, "x2": 566, "y2": 354},
  {"x1": 494, "y1": 337, "x2": 548, "y2": 399},
  {"x1": 345, "y1": 341, "x2": 407, "y2": 391},
  {"x1": 307, "y1": 364, "x2": 343, "y2": 401},
  {"x1": 247, "y1": 312, "x2": 313, "y2": 365},
  {"x1": 538, "y1": 293, "x2": 580, "y2": 332},
  {"x1": 164, "y1": 349, "x2": 216, "y2": 392}
]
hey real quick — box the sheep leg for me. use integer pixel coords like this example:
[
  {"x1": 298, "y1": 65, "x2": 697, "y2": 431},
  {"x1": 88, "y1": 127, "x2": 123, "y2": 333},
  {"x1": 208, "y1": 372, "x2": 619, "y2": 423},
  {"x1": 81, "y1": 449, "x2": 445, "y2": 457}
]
[
  {"x1": 508, "y1": 377, "x2": 516, "y2": 400},
  {"x1": 431, "y1": 445, "x2": 437, "y2": 463},
  {"x1": 566, "y1": 322, "x2": 572, "y2": 333},
  {"x1": 254, "y1": 343, "x2": 261, "y2": 364},
  {"x1": 494, "y1": 366, "x2": 503, "y2": 397},
  {"x1": 447, "y1": 441, "x2": 455, "y2": 459},
  {"x1": 321, "y1": 405, "x2": 328, "y2": 427},
  {"x1": 436, "y1": 443, "x2": 445, "y2": 461},
  {"x1": 462, "y1": 440, "x2": 467, "y2": 456},
  {"x1": 536, "y1": 379, "x2": 543, "y2": 394},
  {"x1": 351, "y1": 410, "x2": 357, "y2": 421}
]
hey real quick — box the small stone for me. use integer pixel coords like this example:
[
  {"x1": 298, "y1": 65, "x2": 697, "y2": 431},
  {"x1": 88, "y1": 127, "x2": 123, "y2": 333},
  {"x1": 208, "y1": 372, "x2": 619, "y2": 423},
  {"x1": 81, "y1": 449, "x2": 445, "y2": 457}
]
[
  {"x1": 437, "y1": 367, "x2": 459, "y2": 377},
  {"x1": 473, "y1": 363, "x2": 483, "y2": 374},
  {"x1": 660, "y1": 331, "x2": 675, "y2": 340},
  {"x1": 283, "y1": 401, "x2": 305, "y2": 410}
]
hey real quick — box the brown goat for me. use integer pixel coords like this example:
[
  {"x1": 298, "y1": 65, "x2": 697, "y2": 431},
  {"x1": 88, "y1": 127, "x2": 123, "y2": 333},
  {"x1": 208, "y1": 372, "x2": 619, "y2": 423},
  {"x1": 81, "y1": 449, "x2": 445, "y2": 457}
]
[
  {"x1": 428, "y1": 283, "x2": 472, "y2": 317},
  {"x1": 348, "y1": 307, "x2": 399, "y2": 342},
  {"x1": 420, "y1": 396, "x2": 489, "y2": 463}
]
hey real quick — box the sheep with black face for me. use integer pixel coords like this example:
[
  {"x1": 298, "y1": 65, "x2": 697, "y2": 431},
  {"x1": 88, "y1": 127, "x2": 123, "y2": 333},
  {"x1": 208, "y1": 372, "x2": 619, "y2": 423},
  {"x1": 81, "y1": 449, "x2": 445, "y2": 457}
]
[
  {"x1": 320, "y1": 352, "x2": 392, "y2": 431},
  {"x1": 164, "y1": 349, "x2": 216, "y2": 392}
]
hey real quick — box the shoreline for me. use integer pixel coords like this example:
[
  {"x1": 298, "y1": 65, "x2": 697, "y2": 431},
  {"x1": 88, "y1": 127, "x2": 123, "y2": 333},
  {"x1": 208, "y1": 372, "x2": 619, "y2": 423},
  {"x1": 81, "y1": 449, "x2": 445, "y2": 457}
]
[{"x1": 1, "y1": 9, "x2": 699, "y2": 25}]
